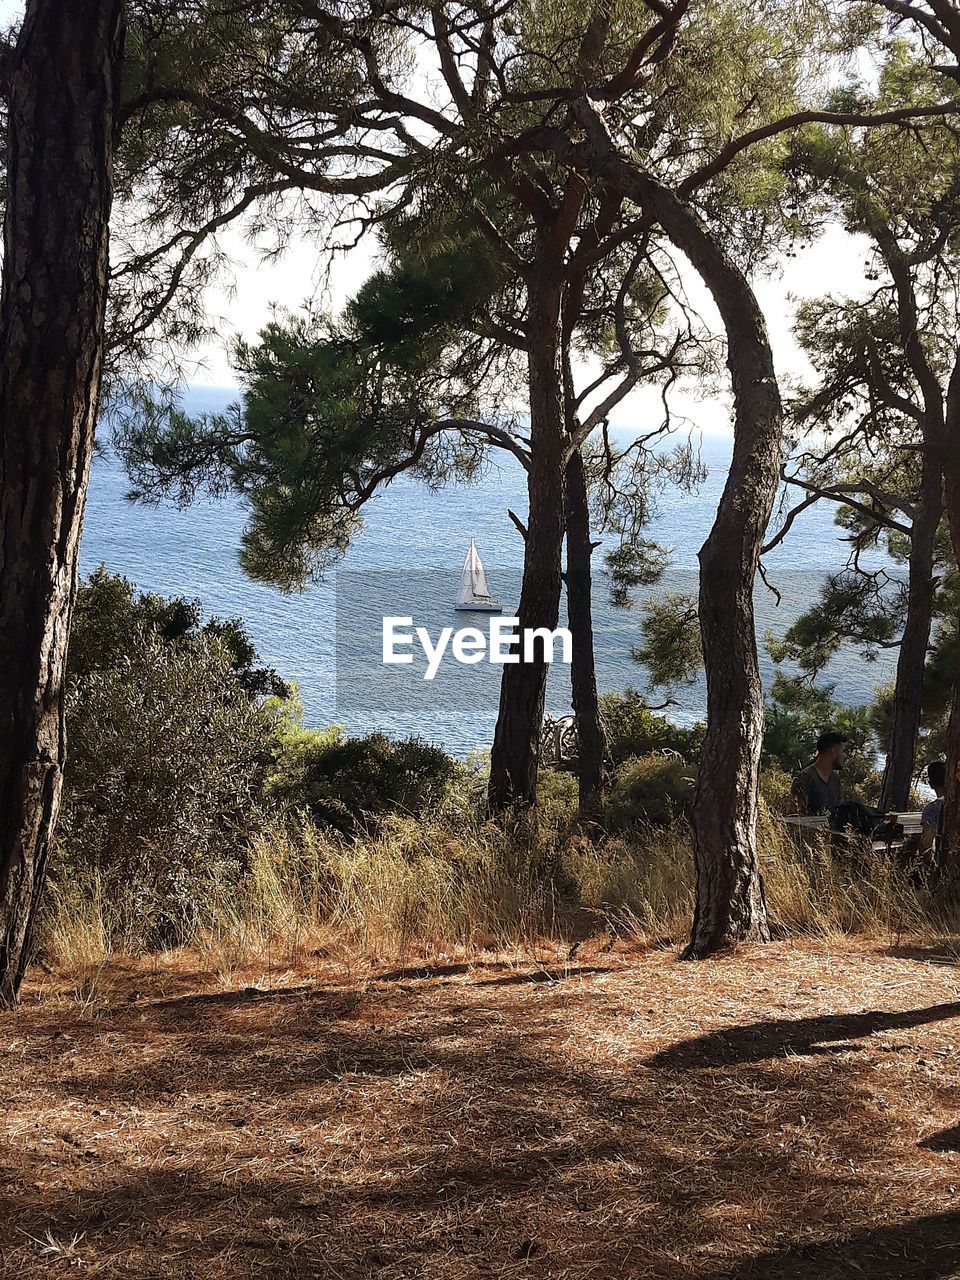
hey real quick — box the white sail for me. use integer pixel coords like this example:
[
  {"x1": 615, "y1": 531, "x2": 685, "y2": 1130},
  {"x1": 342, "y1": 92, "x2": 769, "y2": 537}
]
[
  {"x1": 455, "y1": 539, "x2": 501, "y2": 611},
  {"x1": 456, "y1": 540, "x2": 482, "y2": 606}
]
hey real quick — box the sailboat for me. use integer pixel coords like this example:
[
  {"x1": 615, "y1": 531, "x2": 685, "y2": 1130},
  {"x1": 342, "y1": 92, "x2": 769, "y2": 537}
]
[{"x1": 454, "y1": 539, "x2": 502, "y2": 612}]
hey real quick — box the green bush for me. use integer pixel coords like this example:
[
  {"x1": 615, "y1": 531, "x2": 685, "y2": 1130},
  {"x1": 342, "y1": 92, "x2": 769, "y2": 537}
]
[
  {"x1": 72, "y1": 566, "x2": 287, "y2": 697},
  {"x1": 58, "y1": 632, "x2": 277, "y2": 944},
  {"x1": 534, "y1": 768, "x2": 580, "y2": 828},
  {"x1": 269, "y1": 728, "x2": 459, "y2": 834},
  {"x1": 56, "y1": 571, "x2": 463, "y2": 941},
  {"x1": 599, "y1": 690, "x2": 704, "y2": 766},
  {"x1": 604, "y1": 753, "x2": 696, "y2": 830}
]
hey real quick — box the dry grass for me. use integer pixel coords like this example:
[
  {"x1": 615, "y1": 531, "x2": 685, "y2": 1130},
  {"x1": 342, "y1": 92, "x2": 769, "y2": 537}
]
[
  {"x1": 38, "y1": 808, "x2": 960, "y2": 970},
  {"x1": 3, "y1": 935, "x2": 960, "y2": 1278}
]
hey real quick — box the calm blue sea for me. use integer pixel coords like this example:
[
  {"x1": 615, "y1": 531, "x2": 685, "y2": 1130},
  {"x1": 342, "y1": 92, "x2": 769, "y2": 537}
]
[{"x1": 80, "y1": 386, "x2": 897, "y2": 755}]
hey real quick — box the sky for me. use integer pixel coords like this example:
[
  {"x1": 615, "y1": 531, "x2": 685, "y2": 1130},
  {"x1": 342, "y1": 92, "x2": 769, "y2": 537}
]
[
  {"x1": 196, "y1": 212, "x2": 869, "y2": 438},
  {"x1": 0, "y1": 0, "x2": 872, "y2": 435}
]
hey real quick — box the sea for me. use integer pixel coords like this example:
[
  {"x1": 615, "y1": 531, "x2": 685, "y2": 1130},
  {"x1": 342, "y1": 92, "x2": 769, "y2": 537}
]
[{"x1": 80, "y1": 386, "x2": 898, "y2": 756}]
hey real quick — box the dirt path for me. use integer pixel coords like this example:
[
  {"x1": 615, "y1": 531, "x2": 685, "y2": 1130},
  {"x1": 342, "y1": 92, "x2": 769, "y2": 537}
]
[{"x1": 2, "y1": 939, "x2": 960, "y2": 1278}]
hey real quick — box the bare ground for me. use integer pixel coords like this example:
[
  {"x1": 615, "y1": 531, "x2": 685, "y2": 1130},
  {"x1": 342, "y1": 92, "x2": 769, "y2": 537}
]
[{"x1": 2, "y1": 937, "x2": 960, "y2": 1278}]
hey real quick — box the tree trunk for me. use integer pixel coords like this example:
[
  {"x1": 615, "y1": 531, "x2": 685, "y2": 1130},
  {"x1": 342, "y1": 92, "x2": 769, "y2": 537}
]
[
  {"x1": 488, "y1": 269, "x2": 566, "y2": 810},
  {"x1": 632, "y1": 192, "x2": 778, "y2": 955},
  {"x1": 876, "y1": 226, "x2": 946, "y2": 814},
  {"x1": 689, "y1": 345, "x2": 779, "y2": 956},
  {"x1": 881, "y1": 437, "x2": 942, "y2": 811},
  {"x1": 572, "y1": 136, "x2": 779, "y2": 954},
  {"x1": 565, "y1": 448, "x2": 606, "y2": 823},
  {"x1": 943, "y1": 651, "x2": 960, "y2": 875},
  {"x1": 0, "y1": 0, "x2": 123, "y2": 1004},
  {"x1": 939, "y1": 360, "x2": 960, "y2": 873}
]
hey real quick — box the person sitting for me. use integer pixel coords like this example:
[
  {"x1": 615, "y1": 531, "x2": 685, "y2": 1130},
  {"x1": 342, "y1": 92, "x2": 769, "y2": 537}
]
[
  {"x1": 790, "y1": 731, "x2": 849, "y2": 817},
  {"x1": 920, "y1": 760, "x2": 946, "y2": 855}
]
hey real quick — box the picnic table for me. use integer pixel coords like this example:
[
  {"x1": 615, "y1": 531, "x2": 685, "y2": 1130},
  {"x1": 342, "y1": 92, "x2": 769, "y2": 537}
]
[{"x1": 782, "y1": 811, "x2": 923, "y2": 853}]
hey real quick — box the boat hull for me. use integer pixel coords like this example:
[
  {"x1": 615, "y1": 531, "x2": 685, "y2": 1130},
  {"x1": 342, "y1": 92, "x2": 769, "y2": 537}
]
[{"x1": 454, "y1": 601, "x2": 502, "y2": 613}]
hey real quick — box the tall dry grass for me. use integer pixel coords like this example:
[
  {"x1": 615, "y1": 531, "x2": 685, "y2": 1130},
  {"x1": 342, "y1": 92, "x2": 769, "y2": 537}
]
[{"x1": 37, "y1": 797, "x2": 960, "y2": 972}]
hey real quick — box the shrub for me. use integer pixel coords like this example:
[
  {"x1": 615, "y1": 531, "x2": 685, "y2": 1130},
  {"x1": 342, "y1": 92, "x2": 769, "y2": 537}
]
[
  {"x1": 533, "y1": 767, "x2": 579, "y2": 827},
  {"x1": 72, "y1": 566, "x2": 288, "y2": 696},
  {"x1": 599, "y1": 690, "x2": 704, "y2": 766},
  {"x1": 54, "y1": 578, "x2": 284, "y2": 947},
  {"x1": 604, "y1": 754, "x2": 696, "y2": 830},
  {"x1": 269, "y1": 728, "x2": 460, "y2": 834}
]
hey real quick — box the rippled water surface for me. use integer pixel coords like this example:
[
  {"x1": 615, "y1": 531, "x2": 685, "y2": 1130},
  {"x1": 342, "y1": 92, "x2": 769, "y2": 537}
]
[{"x1": 81, "y1": 387, "x2": 897, "y2": 754}]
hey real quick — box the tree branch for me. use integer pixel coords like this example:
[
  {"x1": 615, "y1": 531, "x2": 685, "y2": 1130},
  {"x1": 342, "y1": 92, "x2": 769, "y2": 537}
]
[
  {"x1": 784, "y1": 475, "x2": 914, "y2": 533},
  {"x1": 678, "y1": 103, "x2": 959, "y2": 197}
]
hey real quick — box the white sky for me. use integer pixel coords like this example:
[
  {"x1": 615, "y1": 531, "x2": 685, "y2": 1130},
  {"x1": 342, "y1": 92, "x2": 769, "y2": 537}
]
[{"x1": 197, "y1": 220, "x2": 869, "y2": 436}]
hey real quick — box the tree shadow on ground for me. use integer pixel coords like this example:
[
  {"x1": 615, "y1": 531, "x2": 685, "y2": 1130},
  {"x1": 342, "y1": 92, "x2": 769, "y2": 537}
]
[
  {"x1": 4, "y1": 965, "x2": 960, "y2": 1278},
  {"x1": 919, "y1": 1125, "x2": 960, "y2": 1152},
  {"x1": 148, "y1": 983, "x2": 324, "y2": 1012},
  {"x1": 373, "y1": 963, "x2": 472, "y2": 982},
  {"x1": 882, "y1": 942, "x2": 960, "y2": 965},
  {"x1": 699, "y1": 1210, "x2": 960, "y2": 1279},
  {"x1": 474, "y1": 965, "x2": 616, "y2": 987},
  {"x1": 646, "y1": 1001, "x2": 960, "y2": 1070}
]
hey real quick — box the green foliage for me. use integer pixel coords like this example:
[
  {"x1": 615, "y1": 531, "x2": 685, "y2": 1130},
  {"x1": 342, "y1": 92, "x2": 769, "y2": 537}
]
[
  {"x1": 57, "y1": 571, "x2": 289, "y2": 943},
  {"x1": 347, "y1": 223, "x2": 504, "y2": 362},
  {"x1": 768, "y1": 568, "x2": 959, "y2": 770},
  {"x1": 869, "y1": 601, "x2": 959, "y2": 763},
  {"x1": 915, "y1": 576, "x2": 960, "y2": 756},
  {"x1": 117, "y1": 221, "x2": 515, "y2": 590},
  {"x1": 604, "y1": 539, "x2": 667, "y2": 609},
  {"x1": 268, "y1": 728, "x2": 460, "y2": 835},
  {"x1": 532, "y1": 768, "x2": 581, "y2": 832},
  {"x1": 72, "y1": 566, "x2": 287, "y2": 697},
  {"x1": 120, "y1": 315, "x2": 438, "y2": 589},
  {"x1": 57, "y1": 573, "x2": 464, "y2": 941},
  {"x1": 60, "y1": 633, "x2": 277, "y2": 945},
  {"x1": 776, "y1": 44, "x2": 960, "y2": 724},
  {"x1": 915, "y1": 615, "x2": 960, "y2": 759},
  {"x1": 604, "y1": 538, "x2": 704, "y2": 694},
  {"x1": 778, "y1": 284, "x2": 954, "y2": 685},
  {"x1": 604, "y1": 754, "x2": 696, "y2": 830},
  {"x1": 790, "y1": 293, "x2": 948, "y2": 458},
  {"x1": 632, "y1": 592, "x2": 703, "y2": 688},
  {"x1": 599, "y1": 690, "x2": 704, "y2": 766},
  {"x1": 765, "y1": 569, "x2": 903, "y2": 675}
]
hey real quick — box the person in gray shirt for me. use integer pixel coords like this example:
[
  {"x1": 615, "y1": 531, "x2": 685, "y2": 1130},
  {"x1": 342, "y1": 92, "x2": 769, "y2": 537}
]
[
  {"x1": 921, "y1": 760, "x2": 946, "y2": 854},
  {"x1": 791, "y1": 731, "x2": 849, "y2": 816}
]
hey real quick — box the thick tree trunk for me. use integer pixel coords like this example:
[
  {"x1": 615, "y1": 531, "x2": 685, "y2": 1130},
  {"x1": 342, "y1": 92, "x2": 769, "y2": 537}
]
[
  {"x1": 571, "y1": 128, "x2": 779, "y2": 954},
  {"x1": 943, "y1": 660, "x2": 960, "y2": 875},
  {"x1": 488, "y1": 270, "x2": 567, "y2": 809},
  {"x1": 0, "y1": 0, "x2": 123, "y2": 1004},
  {"x1": 630, "y1": 197, "x2": 778, "y2": 955},
  {"x1": 565, "y1": 448, "x2": 605, "y2": 823},
  {"x1": 881, "y1": 439, "x2": 942, "y2": 811},
  {"x1": 689, "y1": 348, "x2": 779, "y2": 956},
  {"x1": 939, "y1": 360, "x2": 960, "y2": 873}
]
